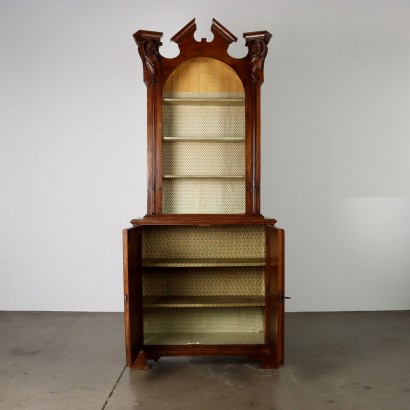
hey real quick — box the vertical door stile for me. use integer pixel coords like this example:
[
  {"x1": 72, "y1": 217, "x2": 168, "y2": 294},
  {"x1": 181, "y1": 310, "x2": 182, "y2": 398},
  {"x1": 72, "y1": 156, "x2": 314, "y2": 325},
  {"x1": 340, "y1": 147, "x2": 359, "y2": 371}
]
[
  {"x1": 123, "y1": 226, "x2": 144, "y2": 366},
  {"x1": 265, "y1": 225, "x2": 285, "y2": 365}
]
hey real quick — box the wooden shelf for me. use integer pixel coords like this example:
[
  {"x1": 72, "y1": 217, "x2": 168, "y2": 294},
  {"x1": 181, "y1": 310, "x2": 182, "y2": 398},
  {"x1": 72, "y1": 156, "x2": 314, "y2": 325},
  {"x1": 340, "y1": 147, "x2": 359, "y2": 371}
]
[
  {"x1": 162, "y1": 175, "x2": 245, "y2": 179},
  {"x1": 163, "y1": 98, "x2": 244, "y2": 105},
  {"x1": 144, "y1": 332, "x2": 264, "y2": 345},
  {"x1": 142, "y1": 258, "x2": 265, "y2": 267},
  {"x1": 135, "y1": 215, "x2": 277, "y2": 225},
  {"x1": 143, "y1": 295, "x2": 265, "y2": 308},
  {"x1": 163, "y1": 137, "x2": 245, "y2": 142}
]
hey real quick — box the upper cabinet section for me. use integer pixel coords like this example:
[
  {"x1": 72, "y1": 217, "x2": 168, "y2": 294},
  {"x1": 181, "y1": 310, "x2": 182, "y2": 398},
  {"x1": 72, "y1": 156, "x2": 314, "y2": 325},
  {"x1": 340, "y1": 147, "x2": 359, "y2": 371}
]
[{"x1": 133, "y1": 19, "x2": 271, "y2": 217}]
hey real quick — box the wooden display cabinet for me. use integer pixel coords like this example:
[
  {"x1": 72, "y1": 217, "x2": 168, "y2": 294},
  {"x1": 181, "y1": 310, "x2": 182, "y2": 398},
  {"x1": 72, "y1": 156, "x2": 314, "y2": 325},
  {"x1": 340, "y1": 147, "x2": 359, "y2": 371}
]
[{"x1": 123, "y1": 18, "x2": 285, "y2": 369}]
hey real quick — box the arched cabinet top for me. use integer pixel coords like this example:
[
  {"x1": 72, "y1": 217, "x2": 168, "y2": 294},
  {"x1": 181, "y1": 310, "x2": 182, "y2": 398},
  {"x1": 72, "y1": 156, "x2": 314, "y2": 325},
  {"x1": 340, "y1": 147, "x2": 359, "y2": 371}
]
[{"x1": 133, "y1": 18, "x2": 272, "y2": 86}]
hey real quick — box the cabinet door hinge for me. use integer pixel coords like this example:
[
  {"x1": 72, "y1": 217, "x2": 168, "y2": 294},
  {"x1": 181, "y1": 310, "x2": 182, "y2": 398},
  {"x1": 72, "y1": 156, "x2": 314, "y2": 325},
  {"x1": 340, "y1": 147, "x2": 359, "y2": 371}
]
[{"x1": 124, "y1": 294, "x2": 128, "y2": 303}]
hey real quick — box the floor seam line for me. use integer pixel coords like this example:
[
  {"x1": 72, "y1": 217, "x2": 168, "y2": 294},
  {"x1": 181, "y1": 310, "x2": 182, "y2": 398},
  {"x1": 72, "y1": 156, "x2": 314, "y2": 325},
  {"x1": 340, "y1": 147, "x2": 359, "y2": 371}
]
[{"x1": 101, "y1": 364, "x2": 126, "y2": 410}]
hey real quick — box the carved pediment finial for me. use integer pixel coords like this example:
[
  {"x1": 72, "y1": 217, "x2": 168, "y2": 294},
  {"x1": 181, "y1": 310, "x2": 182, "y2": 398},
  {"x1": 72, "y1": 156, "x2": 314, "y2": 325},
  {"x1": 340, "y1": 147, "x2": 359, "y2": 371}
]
[
  {"x1": 170, "y1": 18, "x2": 237, "y2": 52},
  {"x1": 171, "y1": 18, "x2": 197, "y2": 44},
  {"x1": 211, "y1": 18, "x2": 237, "y2": 44}
]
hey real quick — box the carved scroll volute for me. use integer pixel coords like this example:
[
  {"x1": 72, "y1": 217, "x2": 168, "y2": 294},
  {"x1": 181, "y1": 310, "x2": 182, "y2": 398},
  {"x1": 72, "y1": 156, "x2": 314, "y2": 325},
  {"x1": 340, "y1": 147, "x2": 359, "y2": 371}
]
[
  {"x1": 244, "y1": 31, "x2": 272, "y2": 84},
  {"x1": 133, "y1": 30, "x2": 163, "y2": 85}
]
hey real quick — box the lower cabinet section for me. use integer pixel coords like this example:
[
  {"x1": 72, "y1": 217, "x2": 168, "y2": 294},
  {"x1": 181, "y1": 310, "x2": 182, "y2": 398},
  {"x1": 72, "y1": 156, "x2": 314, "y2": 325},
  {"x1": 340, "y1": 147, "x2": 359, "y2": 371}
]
[{"x1": 123, "y1": 222, "x2": 284, "y2": 369}]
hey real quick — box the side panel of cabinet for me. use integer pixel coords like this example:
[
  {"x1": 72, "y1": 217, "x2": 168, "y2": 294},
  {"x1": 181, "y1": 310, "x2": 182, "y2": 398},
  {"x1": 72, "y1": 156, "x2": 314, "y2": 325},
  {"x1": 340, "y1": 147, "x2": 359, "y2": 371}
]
[
  {"x1": 146, "y1": 81, "x2": 163, "y2": 215},
  {"x1": 123, "y1": 226, "x2": 144, "y2": 367},
  {"x1": 265, "y1": 225, "x2": 285, "y2": 366}
]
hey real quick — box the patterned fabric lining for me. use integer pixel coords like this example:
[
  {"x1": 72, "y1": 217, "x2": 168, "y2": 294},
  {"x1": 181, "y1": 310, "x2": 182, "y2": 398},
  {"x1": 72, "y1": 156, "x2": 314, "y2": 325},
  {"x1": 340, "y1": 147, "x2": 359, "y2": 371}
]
[
  {"x1": 142, "y1": 225, "x2": 265, "y2": 259},
  {"x1": 162, "y1": 105, "x2": 245, "y2": 139},
  {"x1": 143, "y1": 307, "x2": 264, "y2": 333},
  {"x1": 162, "y1": 140, "x2": 245, "y2": 177},
  {"x1": 162, "y1": 178, "x2": 245, "y2": 214},
  {"x1": 143, "y1": 267, "x2": 264, "y2": 296},
  {"x1": 162, "y1": 91, "x2": 246, "y2": 214},
  {"x1": 142, "y1": 227, "x2": 265, "y2": 338}
]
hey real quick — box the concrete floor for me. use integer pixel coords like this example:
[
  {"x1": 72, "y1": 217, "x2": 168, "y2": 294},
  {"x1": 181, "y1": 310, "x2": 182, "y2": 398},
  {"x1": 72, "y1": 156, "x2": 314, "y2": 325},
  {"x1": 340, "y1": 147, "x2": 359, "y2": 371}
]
[{"x1": 0, "y1": 311, "x2": 409, "y2": 410}]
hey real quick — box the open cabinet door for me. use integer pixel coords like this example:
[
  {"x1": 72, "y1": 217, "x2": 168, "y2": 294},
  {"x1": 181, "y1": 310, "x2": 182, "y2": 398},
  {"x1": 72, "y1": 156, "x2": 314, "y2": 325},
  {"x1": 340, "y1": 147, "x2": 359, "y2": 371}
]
[
  {"x1": 123, "y1": 226, "x2": 144, "y2": 367},
  {"x1": 265, "y1": 225, "x2": 285, "y2": 366}
]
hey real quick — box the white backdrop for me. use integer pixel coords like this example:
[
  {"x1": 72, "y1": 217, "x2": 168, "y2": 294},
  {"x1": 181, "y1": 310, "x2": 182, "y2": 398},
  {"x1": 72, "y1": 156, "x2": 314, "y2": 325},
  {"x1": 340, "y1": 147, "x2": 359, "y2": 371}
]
[{"x1": 1, "y1": 0, "x2": 409, "y2": 312}]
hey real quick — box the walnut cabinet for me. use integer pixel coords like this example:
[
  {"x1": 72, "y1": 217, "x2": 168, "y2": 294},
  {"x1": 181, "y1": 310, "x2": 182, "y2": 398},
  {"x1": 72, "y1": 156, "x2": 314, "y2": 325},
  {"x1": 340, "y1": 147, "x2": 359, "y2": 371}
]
[{"x1": 123, "y1": 19, "x2": 285, "y2": 369}]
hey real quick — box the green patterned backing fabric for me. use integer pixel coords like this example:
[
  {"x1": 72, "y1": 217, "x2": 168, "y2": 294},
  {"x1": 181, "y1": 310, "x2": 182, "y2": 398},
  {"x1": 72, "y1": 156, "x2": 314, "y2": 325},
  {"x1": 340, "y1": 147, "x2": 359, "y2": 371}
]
[
  {"x1": 142, "y1": 225, "x2": 265, "y2": 259},
  {"x1": 163, "y1": 140, "x2": 244, "y2": 177},
  {"x1": 162, "y1": 92, "x2": 245, "y2": 139},
  {"x1": 162, "y1": 92, "x2": 245, "y2": 214},
  {"x1": 144, "y1": 307, "x2": 263, "y2": 334},
  {"x1": 143, "y1": 267, "x2": 264, "y2": 296},
  {"x1": 162, "y1": 178, "x2": 245, "y2": 214},
  {"x1": 142, "y1": 226, "x2": 266, "y2": 343}
]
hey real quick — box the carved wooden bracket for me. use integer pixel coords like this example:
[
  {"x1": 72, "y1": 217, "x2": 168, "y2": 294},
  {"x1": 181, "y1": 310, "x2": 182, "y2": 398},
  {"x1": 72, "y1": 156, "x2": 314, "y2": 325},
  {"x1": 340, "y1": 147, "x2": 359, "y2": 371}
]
[
  {"x1": 133, "y1": 30, "x2": 163, "y2": 84},
  {"x1": 244, "y1": 31, "x2": 272, "y2": 84}
]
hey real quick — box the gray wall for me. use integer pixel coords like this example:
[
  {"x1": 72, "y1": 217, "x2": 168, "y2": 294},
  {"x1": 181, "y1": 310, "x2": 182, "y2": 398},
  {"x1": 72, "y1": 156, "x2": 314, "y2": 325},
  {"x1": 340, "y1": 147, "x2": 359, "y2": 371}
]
[{"x1": 1, "y1": 0, "x2": 409, "y2": 311}]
